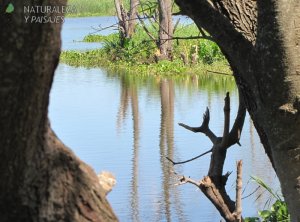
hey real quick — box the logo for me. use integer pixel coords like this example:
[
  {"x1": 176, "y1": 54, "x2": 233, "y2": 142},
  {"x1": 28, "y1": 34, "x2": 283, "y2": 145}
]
[{"x1": 5, "y1": 3, "x2": 14, "y2": 13}]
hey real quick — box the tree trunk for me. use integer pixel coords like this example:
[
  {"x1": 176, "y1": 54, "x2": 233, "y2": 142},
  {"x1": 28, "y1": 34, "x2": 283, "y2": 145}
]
[
  {"x1": 0, "y1": 1, "x2": 117, "y2": 221},
  {"x1": 128, "y1": 0, "x2": 139, "y2": 38},
  {"x1": 114, "y1": 0, "x2": 138, "y2": 46},
  {"x1": 157, "y1": 0, "x2": 173, "y2": 60},
  {"x1": 175, "y1": 0, "x2": 300, "y2": 220}
]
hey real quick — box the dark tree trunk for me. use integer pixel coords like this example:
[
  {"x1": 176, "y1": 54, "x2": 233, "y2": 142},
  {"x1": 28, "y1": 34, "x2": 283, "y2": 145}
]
[
  {"x1": 0, "y1": 1, "x2": 117, "y2": 221},
  {"x1": 157, "y1": 0, "x2": 173, "y2": 60},
  {"x1": 175, "y1": 0, "x2": 300, "y2": 220}
]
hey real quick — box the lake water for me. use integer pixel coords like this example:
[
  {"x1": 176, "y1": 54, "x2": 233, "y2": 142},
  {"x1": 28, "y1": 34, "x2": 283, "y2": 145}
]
[{"x1": 50, "y1": 16, "x2": 280, "y2": 221}]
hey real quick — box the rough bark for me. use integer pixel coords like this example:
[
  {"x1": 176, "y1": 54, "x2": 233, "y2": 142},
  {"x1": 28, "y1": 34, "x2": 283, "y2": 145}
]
[
  {"x1": 114, "y1": 0, "x2": 138, "y2": 46},
  {"x1": 0, "y1": 1, "x2": 117, "y2": 221},
  {"x1": 128, "y1": 0, "x2": 139, "y2": 37},
  {"x1": 157, "y1": 0, "x2": 173, "y2": 60},
  {"x1": 175, "y1": 0, "x2": 300, "y2": 220}
]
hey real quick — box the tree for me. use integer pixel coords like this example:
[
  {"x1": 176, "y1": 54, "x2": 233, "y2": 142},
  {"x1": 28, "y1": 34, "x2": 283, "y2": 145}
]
[
  {"x1": 157, "y1": 0, "x2": 173, "y2": 60},
  {"x1": 168, "y1": 92, "x2": 246, "y2": 222},
  {"x1": 114, "y1": 0, "x2": 139, "y2": 46},
  {"x1": 0, "y1": 1, "x2": 117, "y2": 221},
  {"x1": 174, "y1": 0, "x2": 300, "y2": 220}
]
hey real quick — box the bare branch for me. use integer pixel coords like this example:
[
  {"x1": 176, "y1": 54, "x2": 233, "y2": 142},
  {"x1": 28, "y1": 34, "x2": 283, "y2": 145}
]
[
  {"x1": 234, "y1": 160, "x2": 243, "y2": 222},
  {"x1": 175, "y1": 175, "x2": 201, "y2": 187},
  {"x1": 179, "y1": 107, "x2": 218, "y2": 144},
  {"x1": 206, "y1": 69, "x2": 231, "y2": 76},
  {"x1": 166, "y1": 148, "x2": 212, "y2": 165},
  {"x1": 198, "y1": 26, "x2": 207, "y2": 38},
  {"x1": 145, "y1": 14, "x2": 158, "y2": 31},
  {"x1": 199, "y1": 176, "x2": 236, "y2": 221},
  {"x1": 228, "y1": 89, "x2": 246, "y2": 147},
  {"x1": 172, "y1": 93, "x2": 246, "y2": 221},
  {"x1": 220, "y1": 92, "x2": 230, "y2": 148},
  {"x1": 173, "y1": 18, "x2": 181, "y2": 34},
  {"x1": 163, "y1": 35, "x2": 214, "y2": 41},
  {"x1": 136, "y1": 13, "x2": 157, "y2": 41}
]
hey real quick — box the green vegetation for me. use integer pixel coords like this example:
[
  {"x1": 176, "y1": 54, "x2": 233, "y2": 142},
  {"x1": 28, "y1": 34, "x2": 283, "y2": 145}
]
[
  {"x1": 61, "y1": 24, "x2": 230, "y2": 76},
  {"x1": 66, "y1": 0, "x2": 179, "y2": 17},
  {"x1": 66, "y1": 0, "x2": 120, "y2": 17},
  {"x1": 82, "y1": 34, "x2": 108, "y2": 42},
  {"x1": 245, "y1": 176, "x2": 290, "y2": 222}
]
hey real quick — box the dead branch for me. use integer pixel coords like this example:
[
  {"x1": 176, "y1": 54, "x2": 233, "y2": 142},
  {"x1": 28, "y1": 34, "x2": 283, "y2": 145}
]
[
  {"x1": 199, "y1": 27, "x2": 208, "y2": 38},
  {"x1": 158, "y1": 36, "x2": 214, "y2": 41},
  {"x1": 206, "y1": 70, "x2": 232, "y2": 76},
  {"x1": 166, "y1": 148, "x2": 212, "y2": 165},
  {"x1": 145, "y1": 13, "x2": 159, "y2": 31},
  {"x1": 228, "y1": 89, "x2": 246, "y2": 147},
  {"x1": 172, "y1": 92, "x2": 246, "y2": 222},
  {"x1": 173, "y1": 18, "x2": 181, "y2": 34},
  {"x1": 220, "y1": 92, "x2": 230, "y2": 148},
  {"x1": 174, "y1": 175, "x2": 201, "y2": 187},
  {"x1": 179, "y1": 107, "x2": 218, "y2": 144},
  {"x1": 234, "y1": 160, "x2": 243, "y2": 222},
  {"x1": 136, "y1": 13, "x2": 157, "y2": 41}
]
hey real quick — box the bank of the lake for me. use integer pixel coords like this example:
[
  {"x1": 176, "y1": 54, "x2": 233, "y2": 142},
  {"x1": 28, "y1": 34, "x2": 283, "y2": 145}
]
[{"x1": 60, "y1": 24, "x2": 231, "y2": 76}]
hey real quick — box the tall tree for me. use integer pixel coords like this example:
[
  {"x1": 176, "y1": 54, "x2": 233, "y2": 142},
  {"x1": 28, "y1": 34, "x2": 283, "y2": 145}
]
[
  {"x1": 128, "y1": 0, "x2": 139, "y2": 37},
  {"x1": 114, "y1": 0, "x2": 139, "y2": 46},
  {"x1": 0, "y1": 1, "x2": 117, "y2": 221},
  {"x1": 174, "y1": 0, "x2": 300, "y2": 220},
  {"x1": 157, "y1": 0, "x2": 173, "y2": 60}
]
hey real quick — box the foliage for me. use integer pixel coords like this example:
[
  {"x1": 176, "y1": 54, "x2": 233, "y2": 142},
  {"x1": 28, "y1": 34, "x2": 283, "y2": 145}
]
[
  {"x1": 66, "y1": 0, "x2": 179, "y2": 17},
  {"x1": 82, "y1": 34, "x2": 107, "y2": 42},
  {"x1": 66, "y1": 0, "x2": 124, "y2": 17},
  {"x1": 60, "y1": 48, "x2": 230, "y2": 77},
  {"x1": 245, "y1": 176, "x2": 290, "y2": 222},
  {"x1": 78, "y1": 24, "x2": 226, "y2": 65}
]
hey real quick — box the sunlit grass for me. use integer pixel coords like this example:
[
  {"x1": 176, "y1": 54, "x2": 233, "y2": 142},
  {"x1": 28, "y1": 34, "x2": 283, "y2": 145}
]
[
  {"x1": 60, "y1": 48, "x2": 230, "y2": 76},
  {"x1": 60, "y1": 22, "x2": 230, "y2": 77},
  {"x1": 66, "y1": 0, "x2": 180, "y2": 17},
  {"x1": 66, "y1": 0, "x2": 122, "y2": 17}
]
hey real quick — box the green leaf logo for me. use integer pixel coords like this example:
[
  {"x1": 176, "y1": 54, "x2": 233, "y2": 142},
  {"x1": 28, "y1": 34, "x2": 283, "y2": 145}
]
[{"x1": 6, "y1": 3, "x2": 14, "y2": 13}]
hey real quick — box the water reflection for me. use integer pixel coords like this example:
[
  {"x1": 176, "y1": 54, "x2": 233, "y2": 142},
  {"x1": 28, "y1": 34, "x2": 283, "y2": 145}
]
[
  {"x1": 111, "y1": 70, "x2": 238, "y2": 221},
  {"x1": 50, "y1": 64, "x2": 279, "y2": 221},
  {"x1": 116, "y1": 76, "x2": 141, "y2": 221},
  {"x1": 159, "y1": 80, "x2": 175, "y2": 222}
]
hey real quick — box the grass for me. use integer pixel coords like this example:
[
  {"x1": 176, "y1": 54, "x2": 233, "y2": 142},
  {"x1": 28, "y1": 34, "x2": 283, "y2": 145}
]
[
  {"x1": 61, "y1": 23, "x2": 230, "y2": 76},
  {"x1": 82, "y1": 34, "x2": 109, "y2": 42},
  {"x1": 66, "y1": 0, "x2": 180, "y2": 17},
  {"x1": 61, "y1": 48, "x2": 230, "y2": 76},
  {"x1": 245, "y1": 176, "x2": 290, "y2": 222},
  {"x1": 66, "y1": 0, "x2": 121, "y2": 17}
]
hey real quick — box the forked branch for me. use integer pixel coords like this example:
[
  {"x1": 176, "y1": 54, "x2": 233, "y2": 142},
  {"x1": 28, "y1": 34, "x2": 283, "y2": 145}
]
[
  {"x1": 171, "y1": 92, "x2": 246, "y2": 222},
  {"x1": 179, "y1": 107, "x2": 218, "y2": 144}
]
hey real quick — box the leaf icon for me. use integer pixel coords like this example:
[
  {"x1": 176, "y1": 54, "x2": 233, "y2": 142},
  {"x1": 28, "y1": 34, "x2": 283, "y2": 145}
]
[{"x1": 6, "y1": 3, "x2": 14, "y2": 13}]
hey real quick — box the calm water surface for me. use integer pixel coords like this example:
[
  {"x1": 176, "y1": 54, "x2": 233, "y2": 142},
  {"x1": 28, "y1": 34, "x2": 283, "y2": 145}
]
[{"x1": 50, "y1": 17, "x2": 280, "y2": 222}]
